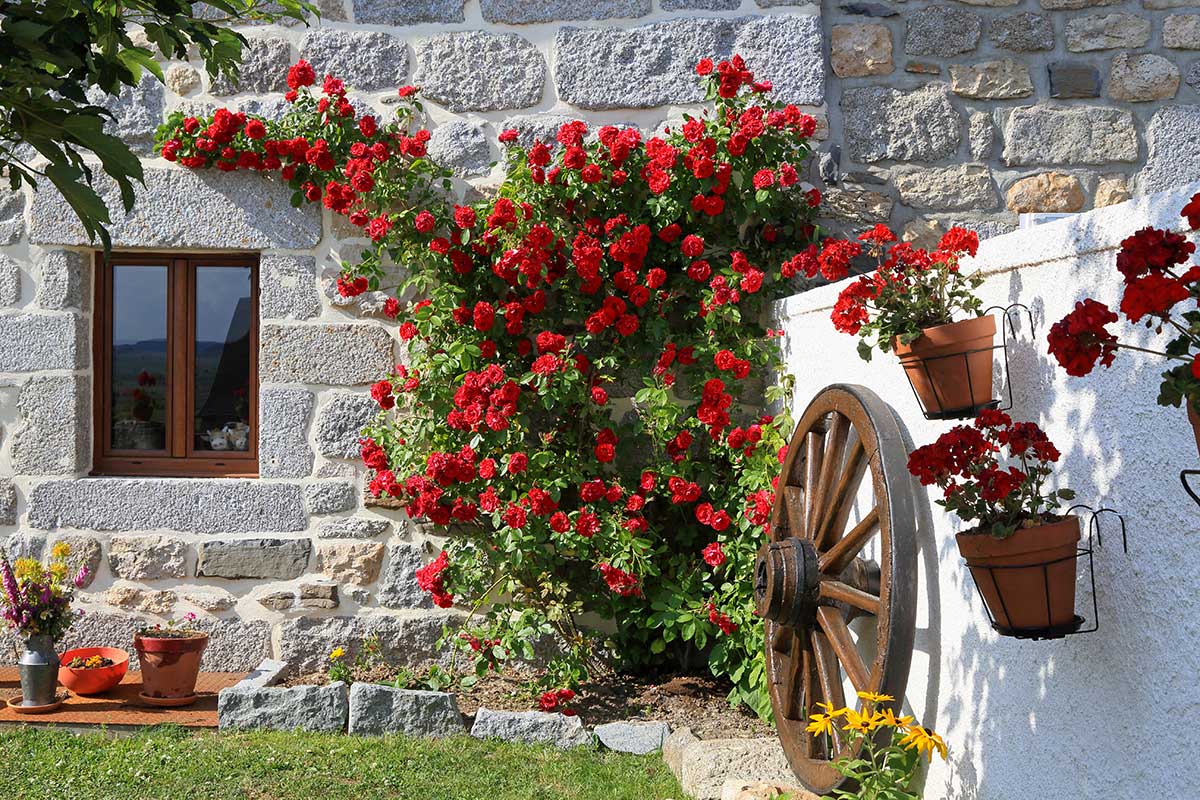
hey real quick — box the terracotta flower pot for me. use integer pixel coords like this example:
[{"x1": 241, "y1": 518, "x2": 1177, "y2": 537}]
[
  {"x1": 58, "y1": 647, "x2": 129, "y2": 695},
  {"x1": 133, "y1": 632, "x2": 208, "y2": 704},
  {"x1": 956, "y1": 516, "x2": 1081, "y2": 632},
  {"x1": 1188, "y1": 402, "x2": 1200, "y2": 460},
  {"x1": 893, "y1": 315, "x2": 997, "y2": 417}
]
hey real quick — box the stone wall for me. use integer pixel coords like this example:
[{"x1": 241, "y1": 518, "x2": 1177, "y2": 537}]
[{"x1": 2, "y1": 0, "x2": 1200, "y2": 675}]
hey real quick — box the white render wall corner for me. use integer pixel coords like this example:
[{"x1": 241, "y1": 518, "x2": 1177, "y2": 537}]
[{"x1": 773, "y1": 180, "x2": 1200, "y2": 800}]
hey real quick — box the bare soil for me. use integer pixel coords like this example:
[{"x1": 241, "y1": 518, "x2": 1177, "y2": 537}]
[{"x1": 284, "y1": 668, "x2": 771, "y2": 739}]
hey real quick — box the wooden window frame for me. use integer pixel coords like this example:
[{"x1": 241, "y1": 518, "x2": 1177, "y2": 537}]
[{"x1": 92, "y1": 251, "x2": 260, "y2": 478}]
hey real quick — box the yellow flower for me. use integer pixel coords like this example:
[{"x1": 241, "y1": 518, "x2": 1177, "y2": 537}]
[
  {"x1": 878, "y1": 708, "x2": 915, "y2": 729},
  {"x1": 13, "y1": 558, "x2": 43, "y2": 583},
  {"x1": 816, "y1": 700, "x2": 847, "y2": 718},
  {"x1": 330, "y1": 647, "x2": 345, "y2": 660},
  {"x1": 842, "y1": 708, "x2": 882, "y2": 734},
  {"x1": 50, "y1": 541, "x2": 71, "y2": 560},
  {"x1": 857, "y1": 690, "x2": 895, "y2": 705},
  {"x1": 805, "y1": 701, "x2": 844, "y2": 737},
  {"x1": 899, "y1": 725, "x2": 948, "y2": 761}
]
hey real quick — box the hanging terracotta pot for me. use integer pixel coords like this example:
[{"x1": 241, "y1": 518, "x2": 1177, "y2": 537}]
[
  {"x1": 1188, "y1": 402, "x2": 1200, "y2": 460},
  {"x1": 956, "y1": 516, "x2": 1081, "y2": 632},
  {"x1": 893, "y1": 315, "x2": 997, "y2": 417},
  {"x1": 134, "y1": 632, "x2": 208, "y2": 705}
]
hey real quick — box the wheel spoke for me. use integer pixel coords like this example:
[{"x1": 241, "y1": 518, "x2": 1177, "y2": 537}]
[
  {"x1": 816, "y1": 606, "x2": 871, "y2": 693},
  {"x1": 771, "y1": 622, "x2": 792, "y2": 654},
  {"x1": 819, "y1": 580, "x2": 881, "y2": 615},
  {"x1": 811, "y1": 631, "x2": 846, "y2": 753},
  {"x1": 782, "y1": 630, "x2": 807, "y2": 721},
  {"x1": 802, "y1": 644, "x2": 819, "y2": 759},
  {"x1": 813, "y1": 437, "x2": 867, "y2": 550},
  {"x1": 801, "y1": 430, "x2": 824, "y2": 539},
  {"x1": 818, "y1": 506, "x2": 880, "y2": 575},
  {"x1": 783, "y1": 485, "x2": 805, "y2": 540},
  {"x1": 808, "y1": 414, "x2": 849, "y2": 538}
]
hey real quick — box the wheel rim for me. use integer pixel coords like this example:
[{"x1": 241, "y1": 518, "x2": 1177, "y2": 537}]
[{"x1": 756, "y1": 384, "x2": 917, "y2": 794}]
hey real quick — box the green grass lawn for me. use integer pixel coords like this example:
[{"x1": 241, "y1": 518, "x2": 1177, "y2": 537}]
[{"x1": 0, "y1": 725, "x2": 683, "y2": 800}]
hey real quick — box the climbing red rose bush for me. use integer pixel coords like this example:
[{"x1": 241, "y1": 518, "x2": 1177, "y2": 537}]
[
  {"x1": 156, "y1": 55, "x2": 821, "y2": 715},
  {"x1": 1047, "y1": 193, "x2": 1200, "y2": 414}
]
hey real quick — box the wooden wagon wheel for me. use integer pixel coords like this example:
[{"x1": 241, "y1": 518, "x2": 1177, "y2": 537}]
[{"x1": 755, "y1": 384, "x2": 917, "y2": 794}]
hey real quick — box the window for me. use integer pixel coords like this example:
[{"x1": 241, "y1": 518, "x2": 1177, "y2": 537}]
[{"x1": 93, "y1": 252, "x2": 259, "y2": 477}]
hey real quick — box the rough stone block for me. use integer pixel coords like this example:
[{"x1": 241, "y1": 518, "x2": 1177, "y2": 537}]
[
  {"x1": 197, "y1": 538, "x2": 312, "y2": 580},
  {"x1": 968, "y1": 112, "x2": 995, "y2": 160},
  {"x1": 166, "y1": 64, "x2": 201, "y2": 95},
  {"x1": 1094, "y1": 174, "x2": 1131, "y2": 208},
  {"x1": 34, "y1": 249, "x2": 89, "y2": 310},
  {"x1": 1066, "y1": 14, "x2": 1151, "y2": 52},
  {"x1": 315, "y1": 391, "x2": 379, "y2": 459},
  {"x1": 278, "y1": 611, "x2": 460, "y2": 673},
  {"x1": 0, "y1": 255, "x2": 19, "y2": 305},
  {"x1": 10, "y1": 375, "x2": 88, "y2": 475},
  {"x1": 1188, "y1": 60, "x2": 1200, "y2": 95},
  {"x1": 820, "y1": 187, "x2": 894, "y2": 224},
  {"x1": 428, "y1": 122, "x2": 493, "y2": 178},
  {"x1": 352, "y1": 0, "x2": 464, "y2": 25},
  {"x1": 3, "y1": 533, "x2": 42, "y2": 561},
  {"x1": 1005, "y1": 172, "x2": 1086, "y2": 213},
  {"x1": 0, "y1": 314, "x2": 86, "y2": 372},
  {"x1": 349, "y1": 683, "x2": 464, "y2": 736},
  {"x1": 197, "y1": 618, "x2": 273, "y2": 672},
  {"x1": 1049, "y1": 61, "x2": 1101, "y2": 99},
  {"x1": 1109, "y1": 52, "x2": 1180, "y2": 102},
  {"x1": 555, "y1": 16, "x2": 824, "y2": 110},
  {"x1": 316, "y1": 540, "x2": 386, "y2": 584},
  {"x1": 831, "y1": 24, "x2": 893, "y2": 78},
  {"x1": 211, "y1": 36, "x2": 291, "y2": 95},
  {"x1": 181, "y1": 587, "x2": 237, "y2": 612},
  {"x1": 1041, "y1": 0, "x2": 1121, "y2": 7},
  {"x1": 470, "y1": 708, "x2": 593, "y2": 749},
  {"x1": 1001, "y1": 106, "x2": 1138, "y2": 166},
  {"x1": 905, "y1": 7, "x2": 981, "y2": 57},
  {"x1": 258, "y1": 387, "x2": 315, "y2": 479},
  {"x1": 1136, "y1": 105, "x2": 1200, "y2": 194},
  {"x1": 108, "y1": 535, "x2": 188, "y2": 580},
  {"x1": 662, "y1": 0, "x2": 739, "y2": 7},
  {"x1": 260, "y1": 323, "x2": 394, "y2": 386},
  {"x1": 49, "y1": 533, "x2": 101, "y2": 587},
  {"x1": 0, "y1": 479, "x2": 15, "y2": 526},
  {"x1": 28, "y1": 479, "x2": 307, "y2": 533},
  {"x1": 841, "y1": 84, "x2": 962, "y2": 163},
  {"x1": 305, "y1": 481, "x2": 358, "y2": 515},
  {"x1": 950, "y1": 59, "x2": 1033, "y2": 99},
  {"x1": 260, "y1": 255, "x2": 319, "y2": 321},
  {"x1": 318, "y1": 517, "x2": 391, "y2": 539},
  {"x1": 299, "y1": 30, "x2": 407, "y2": 92},
  {"x1": 218, "y1": 682, "x2": 349, "y2": 732},
  {"x1": 894, "y1": 165, "x2": 998, "y2": 212},
  {"x1": 378, "y1": 542, "x2": 430, "y2": 610},
  {"x1": 29, "y1": 167, "x2": 322, "y2": 250},
  {"x1": 677, "y1": 737, "x2": 795, "y2": 800},
  {"x1": 0, "y1": 191, "x2": 25, "y2": 245},
  {"x1": 106, "y1": 586, "x2": 178, "y2": 615},
  {"x1": 235, "y1": 659, "x2": 289, "y2": 689},
  {"x1": 258, "y1": 590, "x2": 295, "y2": 611},
  {"x1": 414, "y1": 32, "x2": 544, "y2": 112},
  {"x1": 300, "y1": 582, "x2": 339, "y2": 609},
  {"x1": 1165, "y1": 14, "x2": 1200, "y2": 49},
  {"x1": 85, "y1": 75, "x2": 164, "y2": 148},
  {"x1": 990, "y1": 12, "x2": 1054, "y2": 52},
  {"x1": 481, "y1": 0, "x2": 649, "y2": 23},
  {"x1": 594, "y1": 720, "x2": 671, "y2": 754}
]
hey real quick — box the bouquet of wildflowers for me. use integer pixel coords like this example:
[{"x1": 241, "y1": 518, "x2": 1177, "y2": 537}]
[{"x1": 0, "y1": 542, "x2": 88, "y2": 640}]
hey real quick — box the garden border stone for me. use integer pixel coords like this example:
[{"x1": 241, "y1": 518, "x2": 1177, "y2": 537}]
[
  {"x1": 470, "y1": 707, "x2": 593, "y2": 749},
  {"x1": 348, "y1": 683, "x2": 465, "y2": 737},
  {"x1": 217, "y1": 681, "x2": 349, "y2": 732}
]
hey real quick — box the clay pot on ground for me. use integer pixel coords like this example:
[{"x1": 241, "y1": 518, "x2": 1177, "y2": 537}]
[
  {"x1": 893, "y1": 315, "x2": 997, "y2": 417},
  {"x1": 133, "y1": 632, "x2": 208, "y2": 705},
  {"x1": 956, "y1": 515, "x2": 1081, "y2": 632},
  {"x1": 58, "y1": 646, "x2": 129, "y2": 695}
]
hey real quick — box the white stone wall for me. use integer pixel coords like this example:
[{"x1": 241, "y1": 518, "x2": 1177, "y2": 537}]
[{"x1": 773, "y1": 180, "x2": 1200, "y2": 799}]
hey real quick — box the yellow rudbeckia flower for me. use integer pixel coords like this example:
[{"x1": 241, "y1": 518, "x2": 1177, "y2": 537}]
[
  {"x1": 857, "y1": 690, "x2": 895, "y2": 704},
  {"x1": 899, "y1": 725, "x2": 948, "y2": 760},
  {"x1": 878, "y1": 708, "x2": 915, "y2": 729},
  {"x1": 842, "y1": 708, "x2": 882, "y2": 734}
]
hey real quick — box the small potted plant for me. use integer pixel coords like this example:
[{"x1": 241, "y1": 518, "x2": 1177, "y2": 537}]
[
  {"x1": 58, "y1": 647, "x2": 129, "y2": 695},
  {"x1": 811, "y1": 224, "x2": 993, "y2": 416},
  {"x1": 907, "y1": 410, "x2": 1080, "y2": 633},
  {"x1": 1047, "y1": 191, "x2": 1200, "y2": 457},
  {"x1": 0, "y1": 542, "x2": 89, "y2": 708},
  {"x1": 133, "y1": 613, "x2": 208, "y2": 706}
]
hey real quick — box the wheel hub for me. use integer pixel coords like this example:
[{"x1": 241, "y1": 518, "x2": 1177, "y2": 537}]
[{"x1": 755, "y1": 538, "x2": 820, "y2": 628}]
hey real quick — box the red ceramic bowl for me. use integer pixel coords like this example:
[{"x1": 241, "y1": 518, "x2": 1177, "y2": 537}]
[{"x1": 58, "y1": 647, "x2": 129, "y2": 695}]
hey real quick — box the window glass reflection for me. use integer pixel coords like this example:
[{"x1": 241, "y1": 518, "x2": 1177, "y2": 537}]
[
  {"x1": 111, "y1": 265, "x2": 169, "y2": 451},
  {"x1": 194, "y1": 266, "x2": 253, "y2": 452}
]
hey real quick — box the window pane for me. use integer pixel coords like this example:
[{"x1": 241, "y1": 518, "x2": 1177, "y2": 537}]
[
  {"x1": 194, "y1": 265, "x2": 253, "y2": 452},
  {"x1": 111, "y1": 265, "x2": 169, "y2": 451}
]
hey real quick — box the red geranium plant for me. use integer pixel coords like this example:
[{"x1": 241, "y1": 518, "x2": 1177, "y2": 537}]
[
  {"x1": 1047, "y1": 193, "x2": 1200, "y2": 416},
  {"x1": 906, "y1": 410, "x2": 1075, "y2": 538},
  {"x1": 157, "y1": 55, "x2": 820, "y2": 716},
  {"x1": 802, "y1": 224, "x2": 985, "y2": 361}
]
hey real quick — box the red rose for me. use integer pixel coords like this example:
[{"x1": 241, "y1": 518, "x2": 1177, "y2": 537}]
[
  {"x1": 287, "y1": 60, "x2": 316, "y2": 90},
  {"x1": 695, "y1": 58, "x2": 714, "y2": 76},
  {"x1": 1183, "y1": 192, "x2": 1200, "y2": 230},
  {"x1": 590, "y1": 386, "x2": 608, "y2": 406},
  {"x1": 681, "y1": 235, "x2": 705, "y2": 258},
  {"x1": 498, "y1": 128, "x2": 519, "y2": 143},
  {"x1": 702, "y1": 542, "x2": 726, "y2": 568},
  {"x1": 507, "y1": 452, "x2": 528, "y2": 474},
  {"x1": 397, "y1": 85, "x2": 418, "y2": 97}
]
